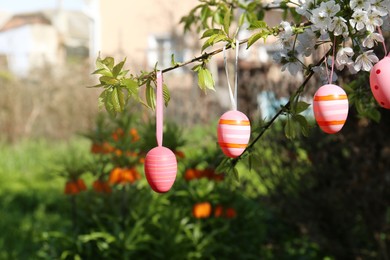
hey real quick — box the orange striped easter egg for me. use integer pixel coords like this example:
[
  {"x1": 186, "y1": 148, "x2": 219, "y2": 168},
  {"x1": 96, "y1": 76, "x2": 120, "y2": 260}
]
[
  {"x1": 217, "y1": 110, "x2": 251, "y2": 158},
  {"x1": 313, "y1": 84, "x2": 349, "y2": 134}
]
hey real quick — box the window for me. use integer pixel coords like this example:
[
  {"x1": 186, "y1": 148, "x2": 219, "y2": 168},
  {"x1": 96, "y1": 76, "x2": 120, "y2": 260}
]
[{"x1": 147, "y1": 35, "x2": 184, "y2": 69}]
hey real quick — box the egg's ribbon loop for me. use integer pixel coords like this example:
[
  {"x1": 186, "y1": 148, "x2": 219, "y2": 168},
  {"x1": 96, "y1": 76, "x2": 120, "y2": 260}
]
[
  {"x1": 156, "y1": 71, "x2": 163, "y2": 147},
  {"x1": 329, "y1": 36, "x2": 336, "y2": 84},
  {"x1": 223, "y1": 39, "x2": 239, "y2": 111},
  {"x1": 377, "y1": 26, "x2": 388, "y2": 57}
]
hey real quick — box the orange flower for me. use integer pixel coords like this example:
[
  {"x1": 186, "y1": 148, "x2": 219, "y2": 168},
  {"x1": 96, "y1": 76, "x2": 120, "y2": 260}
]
[
  {"x1": 92, "y1": 180, "x2": 112, "y2": 193},
  {"x1": 102, "y1": 141, "x2": 115, "y2": 154},
  {"x1": 192, "y1": 202, "x2": 212, "y2": 219},
  {"x1": 184, "y1": 168, "x2": 197, "y2": 181},
  {"x1": 174, "y1": 150, "x2": 185, "y2": 159},
  {"x1": 225, "y1": 207, "x2": 237, "y2": 218},
  {"x1": 108, "y1": 167, "x2": 122, "y2": 184},
  {"x1": 112, "y1": 128, "x2": 124, "y2": 141},
  {"x1": 90, "y1": 143, "x2": 103, "y2": 154},
  {"x1": 214, "y1": 204, "x2": 224, "y2": 218},
  {"x1": 114, "y1": 149, "x2": 123, "y2": 157},
  {"x1": 121, "y1": 168, "x2": 141, "y2": 184},
  {"x1": 139, "y1": 157, "x2": 145, "y2": 164},
  {"x1": 126, "y1": 151, "x2": 138, "y2": 157},
  {"x1": 64, "y1": 181, "x2": 79, "y2": 195},
  {"x1": 76, "y1": 178, "x2": 87, "y2": 191},
  {"x1": 109, "y1": 167, "x2": 141, "y2": 185},
  {"x1": 130, "y1": 128, "x2": 140, "y2": 142}
]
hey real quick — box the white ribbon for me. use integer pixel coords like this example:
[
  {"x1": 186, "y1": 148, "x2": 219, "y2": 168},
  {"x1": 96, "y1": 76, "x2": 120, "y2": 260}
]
[{"x1": 223, "y1": 39, "x2": 240, "y2": 111}]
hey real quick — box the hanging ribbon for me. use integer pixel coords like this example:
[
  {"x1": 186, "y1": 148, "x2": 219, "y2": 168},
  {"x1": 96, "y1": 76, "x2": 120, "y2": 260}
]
[
  {"x1": 156, "y1": 71, "x2": 163, "y2": 147},
  {"x1": 223, "y1": 39, "x2": 240, "y2": 111},
  {"x1": 329, "y1": 36, "x2": 336, "y2": 84},
  {"x1": 377, "y1": 26, "x2": 388, "y2": 57}
]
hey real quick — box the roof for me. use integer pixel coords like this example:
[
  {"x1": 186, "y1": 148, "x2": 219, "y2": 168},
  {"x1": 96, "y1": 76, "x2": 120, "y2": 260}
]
[
  {"x1": 0, "y1": 12, "x2": 51, "y2": 32},
  {"x1": 0, "y1": 10, "x2": 90, "y2": 47}
]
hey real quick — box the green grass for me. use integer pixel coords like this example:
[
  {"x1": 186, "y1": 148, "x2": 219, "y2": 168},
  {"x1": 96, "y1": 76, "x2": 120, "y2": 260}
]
[{"x1": 0, "y1": 138, "x2": 90, "y2": 259}]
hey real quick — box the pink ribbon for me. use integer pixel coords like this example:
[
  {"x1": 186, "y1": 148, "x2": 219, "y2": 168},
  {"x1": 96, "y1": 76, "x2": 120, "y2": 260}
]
[{"x1": 156, "y1": 71, "x2": 163, "y2": 147}]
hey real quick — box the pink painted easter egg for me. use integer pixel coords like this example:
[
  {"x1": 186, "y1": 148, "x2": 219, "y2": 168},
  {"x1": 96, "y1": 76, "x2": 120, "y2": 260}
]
[
  {"x1": 313, "y1": 84, "x2": 349, "y2": 134},
  {"x1": 144, "y1": 146, "x2": 177, "y2": 193},
  {"x1": 217, "y1": 110, "x2": 251, "y2": 158},
  {"x1": 370, "y1": 56, "x2": 390, "y2": 109}
]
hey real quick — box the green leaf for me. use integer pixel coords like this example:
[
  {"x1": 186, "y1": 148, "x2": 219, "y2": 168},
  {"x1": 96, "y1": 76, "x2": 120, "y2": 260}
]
[
  {"x1": 248, "y1": 20, "x2": 267, "y2": 30},
  {"x1": 163, "y1": 84, "x2": 170, "y2": 106},
  {"x1": 121, "y1": 78, "x2": 138, "y2": 97},
  {"x1": 223, "y1": 8, "x2": 231, "y2": 35},
  {"x1": 101, "y1": 57, "x2": 115, "y2": 70},
  {"x1": 99, "y1": 76, "x2": 118, "y2": 85},
  {"x1": 145, "y1": 84, "x2": 156, "y2": 110},
  {"x1": 201, "y1": 33, "x2": 227, "y2": 52},
  {"x1": 294, "y1": 101, "x2": 311, "y2": 114},
  {"x1": 293, "y1": 114, "x2": 309, "y2": 137},
  {"x1": 92, "y1": 68, "x2": 112, "y2": 77},
  {"x1": 110, "y1": 87, "x2": 125, "y2": 113},
  {"x1": 112, "y1": 59, "x2": 126, "y2": 77},
  {"x1": 200, "y1": 5, "x2": 211, "y2": 26},
  {"x1": 119, "y1": 70, "x2": 129, "y2": 77},
  {"x1": 98, "y1": 90, "x2": 107, "y2": 110},
  {"x1": 201, "y1": 28, "x2": 222, "y2": 39},
  {"x1": 247, "y1": 33, "x2": 262, "y2": 49},
  {"x1": 87, "y1": 83, "x2": 103, "y2": 88},
  {"x1": 198, "y1": 68, "x2": 215, "y2": 91},
  {"x1": 215, "y1": 157, "x2": 230, "y2": 174},
  {"x1": 238, "y1": 13, "x2": 246, "y2": 27},
  {"x1": 232, "y1": 167, "x2": 240, "y2": 182},
  {"x1": 366, "y1": 108, "x2": 381, "y2": 123},
  {"x1": 102, "y1": 90, "x2": 115, "y2": 116},
  {"x1": 285, "y1": 117, "x2": 296, "y2": 139}
]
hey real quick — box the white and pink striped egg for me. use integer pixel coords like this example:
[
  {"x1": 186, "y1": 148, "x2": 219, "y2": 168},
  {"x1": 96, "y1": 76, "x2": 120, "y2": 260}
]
[
  {"x1": 217, "y1": 110, "x2": 251, "y2": 158},
  {"x1": 313, "y1": 84, "x2": 349, "y2": 134}
]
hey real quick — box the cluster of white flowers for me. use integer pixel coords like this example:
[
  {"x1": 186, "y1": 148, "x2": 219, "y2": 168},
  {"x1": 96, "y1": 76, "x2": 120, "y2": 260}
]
[{"x1": 274, "y1": 0, "x2": 390, "y2": 78}]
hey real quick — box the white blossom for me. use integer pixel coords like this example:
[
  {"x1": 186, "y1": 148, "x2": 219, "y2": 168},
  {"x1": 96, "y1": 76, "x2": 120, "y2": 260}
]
[
  {"x1": 371, "y1": 0, "x2": 389, "y2": 16},
  {"x1": 320, "y1": 0, "x2": 340, "y2": 17},
  {"x1": 311, "y1": 7, "x2": 332, "y2": 33},
  {"x1": 350, "y1": 0, "x2": 371, "y2": 11},
  {"x1": 329, "y1": 17, "x2": 348, "y2": 36},
  {"x1": 296, "y1": 29, "x2": 316, "y2": 56},
  {"x1": 350, "y1": 10, "x2": 369, "y2": 31},
  {"x1": 362, "y1": 32, "x2": 384, "y2": 48},
  {"x1": 279, "y1": 21, "x2": 293, "y2": 45},
  {"x1": 282, "y1": 60, "x2": 303, "y2": 75},
  {"x1": 365, "y1": 10, "x2": 384, "y2": 32},
  {"x1": 354, "y1": 50, "x2": 379, "y2": 71},
  {"x1": 295, "y1": 0, "x2": 315, "y2": 18},
  {"x1": 335, "y1": 47, "x2": 354, "y2": 70}
]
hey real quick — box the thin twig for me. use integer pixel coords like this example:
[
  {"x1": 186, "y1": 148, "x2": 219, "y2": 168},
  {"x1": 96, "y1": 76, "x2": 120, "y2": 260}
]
[{"x1": 161, "y1": 39, "x2": 249, "y2": 73}]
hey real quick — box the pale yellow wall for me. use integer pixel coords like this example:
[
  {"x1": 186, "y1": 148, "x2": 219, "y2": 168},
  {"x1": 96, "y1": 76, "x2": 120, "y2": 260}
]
[{"x1": 99, "y1": 0, "x2": 198, "y2": 71}]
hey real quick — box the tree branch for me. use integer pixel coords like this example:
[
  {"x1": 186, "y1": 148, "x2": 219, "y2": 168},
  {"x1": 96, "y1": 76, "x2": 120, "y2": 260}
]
[
  {"x1": 233, "y1": 48, "x2": 332, "y2": 164},
  {"x1": 161, "y1": 39, "x2": 249, "y2": 73}
]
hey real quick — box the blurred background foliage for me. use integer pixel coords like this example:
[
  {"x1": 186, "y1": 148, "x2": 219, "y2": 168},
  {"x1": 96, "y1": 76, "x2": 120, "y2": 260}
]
[{"x1": 0, "y1": 94, "x2": 389, "y2": 259}]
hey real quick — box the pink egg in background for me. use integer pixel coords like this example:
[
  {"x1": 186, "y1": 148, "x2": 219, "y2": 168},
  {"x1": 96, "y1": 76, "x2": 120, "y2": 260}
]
[
  {"x1": 217, "y1": 110, "x2": 251, "y2": 158},
  {"x1": 313, "y1": 84, "x2": 349, "y2": 134},
  {"x1": 144, "y1": 146, "x2": 177, "y2": 193},
  {"x1": 370, "y1": 56, "x2": 390, "y2": 109}
]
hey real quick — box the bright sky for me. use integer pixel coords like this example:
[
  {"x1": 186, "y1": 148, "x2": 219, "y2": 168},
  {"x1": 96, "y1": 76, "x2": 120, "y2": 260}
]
[{"x1": 0, "y1": 0, "x2": 85, "y2": 13}]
